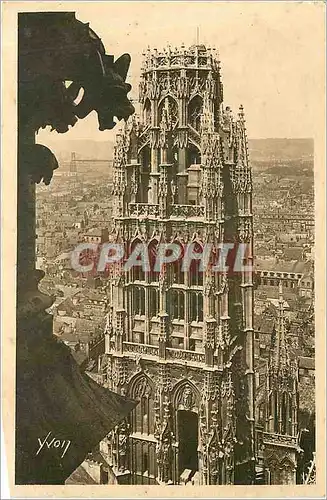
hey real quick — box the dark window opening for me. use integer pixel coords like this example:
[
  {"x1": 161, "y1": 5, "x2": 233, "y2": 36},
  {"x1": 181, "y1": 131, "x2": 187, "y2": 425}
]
[
  {"x1": 142, "y1": 452, "x2": 148, "y2": 473},
  {"x1": 148, "y1": 240, "x2": 159, "y2": 282},
  {"x1": 133, "y1": 286, "x2": 145, "y2": 316},
  {"x1": 171, "y1": 290, "x2": 185, "y2": 320},
  {"x1": 177, "y1": 410, "x2": 198, "y2": 477},
  {"x1": 189, "y1": 292, "x2": 203, "y2": 322}
]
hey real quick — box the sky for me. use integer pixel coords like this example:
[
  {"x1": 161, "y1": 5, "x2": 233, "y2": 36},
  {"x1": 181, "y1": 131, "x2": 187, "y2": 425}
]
[{"x1": 36, "y1": 1, "x2": 325, "y2": 146}]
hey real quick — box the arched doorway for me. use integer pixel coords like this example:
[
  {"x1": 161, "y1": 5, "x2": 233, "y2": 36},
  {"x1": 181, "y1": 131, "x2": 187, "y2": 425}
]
[{"x1": 173, "y1": 380, "x2": 200, "y2": 482}]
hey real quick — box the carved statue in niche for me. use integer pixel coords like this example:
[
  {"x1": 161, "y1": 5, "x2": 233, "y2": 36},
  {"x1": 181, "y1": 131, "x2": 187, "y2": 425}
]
[
  {"x1": 170, "y1": 179, "x2": 177, "y2": 201},
  {"x1": 117, "y1": 419, "x2": 130, "y2": 472},
  {"x1": 180, "y1": 385, "x2": 195, "y2": 410},
  {"x1": 199, "y1": 403, "x2": 208, "y2": 446},
  {"x1": 221, "y1": 106, "x2": 233, "y2": 132},
  {"x1": 157, "y1": 433, "x2": 173, "y2": 484},
  {"x1": 162, "y1": 436, "x2": 172, "y2": 480},
  {"x1": 208, "y1": 440, "x2": 219, "y2": 480},
  {"x1": 134, "y1": 376, "x2": 152, "y2": 400},
  {"x1": 224, "y1": 438, "x2": 234, "y2": 484}
]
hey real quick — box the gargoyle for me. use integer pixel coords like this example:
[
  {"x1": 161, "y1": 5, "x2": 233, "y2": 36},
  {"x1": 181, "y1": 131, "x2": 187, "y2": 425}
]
[
  {"x1": 19, "y1": 144, "x2": 59, "y2": 185},
  {"x1": 18, "y1": 12, "x2": 135, "y2": 135}
]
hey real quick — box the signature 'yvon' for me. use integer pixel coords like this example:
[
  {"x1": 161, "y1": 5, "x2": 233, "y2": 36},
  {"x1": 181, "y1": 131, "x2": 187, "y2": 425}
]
[{"x1": 36, "y1": 432, "x2": 71, "y2": 459}]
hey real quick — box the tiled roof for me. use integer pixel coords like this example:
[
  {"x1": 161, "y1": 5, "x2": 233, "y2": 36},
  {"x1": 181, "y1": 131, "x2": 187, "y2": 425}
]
[
  {"x1": 57, "y1": 297, "x2": 74, "y2": 315},
  {"x1": 71, "y1": 349, "x2": 88, "y2": 367},
  {"x1": 84, "y1": 227, "x2": 104, "y2": 236},
  {"x1": 65, "y1": 465, "x2": 97, "y2": 484},
  {"x1": 74, "y1": 289, "x2": 106, "y2": 303},
  {"x1": 255, "y1": 258, "x2": 309, "y2": 274},
  {"x1": 256, "y1": 286, "x2": 297, "y2": 302}
]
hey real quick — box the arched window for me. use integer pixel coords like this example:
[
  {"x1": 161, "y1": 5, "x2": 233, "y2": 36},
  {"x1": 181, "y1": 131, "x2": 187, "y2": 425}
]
[
  {"x1": 148, "y1": 239, "x2": 159, "y2": 282},
  {"x1": 188, "y1": 95, "x2": 203, "y2": 131},
  {"x1": 187, "y1": 144, "x2": 201, "y2": 166},
  {"x1": 142, "y1": 452, "x2": 148, "y2": 473},
  {"x1": 189, "y1": 292, "x2": 203, "y2": 322},
  {"x1": 133, "y1": 286, "x2": 145, "y2": 316},
  {"x1": 170, "y1": 290, "x2": 185, "y2": 321},
  {"x1": 281, "y1": 392, "x2": 289, "y2": 435},
  {"x1": 158, "y1": 96, "x2": 178, "y2": 128},
  {"x1": 171, "y1": 241, "x2": 184, "y2": 284},
  {"x1": 129, "y1": 375, "x2": 155, "y2": 436},
  {"x1": 149, "y1": 288, "x2": 159, "y2": 318},
  {"x1": 274, "y1": 394, "x2": 278, "y2": 432},
  {"x1": 130, "y1": 239, "x2": 145, "y2": 282},
  {"x1": 189, "y1": 242, "x2": 204, "y2": 286}
]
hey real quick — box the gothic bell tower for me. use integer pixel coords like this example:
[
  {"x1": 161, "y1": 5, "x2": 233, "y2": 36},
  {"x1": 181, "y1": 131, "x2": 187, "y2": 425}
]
[{"x1": 101, "y1": 44, "x2": 255, "y2": 486}]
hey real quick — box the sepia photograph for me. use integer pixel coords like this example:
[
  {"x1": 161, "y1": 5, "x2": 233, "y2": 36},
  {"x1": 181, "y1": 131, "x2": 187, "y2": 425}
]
[{"x1": 1, "y1": 1, "x2": 326, "y2": 497}]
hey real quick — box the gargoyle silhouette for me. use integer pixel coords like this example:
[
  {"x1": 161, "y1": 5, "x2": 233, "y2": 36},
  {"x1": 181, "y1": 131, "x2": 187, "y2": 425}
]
[
  {"x1": 19, "y1": 144, "x2": 59, "y2": 185},
  {"x1": 19, "y1": 13, "x2": 134, "y2": 134}
]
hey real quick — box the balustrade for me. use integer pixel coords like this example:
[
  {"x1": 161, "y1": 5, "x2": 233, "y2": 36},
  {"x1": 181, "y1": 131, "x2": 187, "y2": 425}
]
[
  {"x1": 262, "y1": 432, "x2": 297, "y2": 447},
  {"x1": 171, "y1": 204, "x2": 204, "y2": 218},
  {"x1": 129, "y1": 203, "x2": 159, "y2": 217},
  {"x1": 166, "y1": 347, "x2": 205, "y2": 363},
  {"x1": 123, "y1": 341, "x2": 159, "y2": 357}
]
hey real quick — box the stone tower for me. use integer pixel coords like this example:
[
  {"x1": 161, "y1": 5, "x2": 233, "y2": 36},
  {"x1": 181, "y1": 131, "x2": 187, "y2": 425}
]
[
  {"x1": 255, "y1": 282, "x2": 300, "y2": 484},
  {"x1": 100, "y1": 44, "x2": 255, "y2": 485}
]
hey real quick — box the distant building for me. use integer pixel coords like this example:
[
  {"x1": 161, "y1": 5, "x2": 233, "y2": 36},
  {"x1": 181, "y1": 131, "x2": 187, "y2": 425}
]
[
  {"x1": 255, "y1": 258, "x2": 313, "y2": 292},
  {"x1": 298, "y1": 356, "x2": 315, "y2": 382},
  {"x1": 83, "y1": 227, "x2": 109, "y2": 244}
]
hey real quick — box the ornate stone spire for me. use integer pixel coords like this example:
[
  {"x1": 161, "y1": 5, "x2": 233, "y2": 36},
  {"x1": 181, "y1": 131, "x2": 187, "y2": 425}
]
[
  {"x1": 271, "y1": 281, "x2": 289, "y2": 372},
  {"x1": 201, "y1": 91, "x2": 215, "y2": 136}
]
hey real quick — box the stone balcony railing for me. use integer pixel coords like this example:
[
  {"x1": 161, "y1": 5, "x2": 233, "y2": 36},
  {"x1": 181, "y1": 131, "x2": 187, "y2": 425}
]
[
  {"x1": 142, "y1": 47, "x2": 219, "y2": 72},
  {"x1": 262, "y1": 432, "x2": 298, "y2": 448},
  {"x1": 165, "y1": 347, "x2": 205, "y2": 364},
  {"x1": 123, "y1": 342, "x2": 159, "y2": 358},
  {"x1": 128, "y1": 202, "x2": 205, "y2": 220},
  {"x1": 106, "y1": 341, "x2": 218, "y2": 367},
  {"x1": 170, "y1": 204, "x2": 204, "y2": 218},
  {"x1": 129, "y1": 203, "x2": 159, "y2": 218}
]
